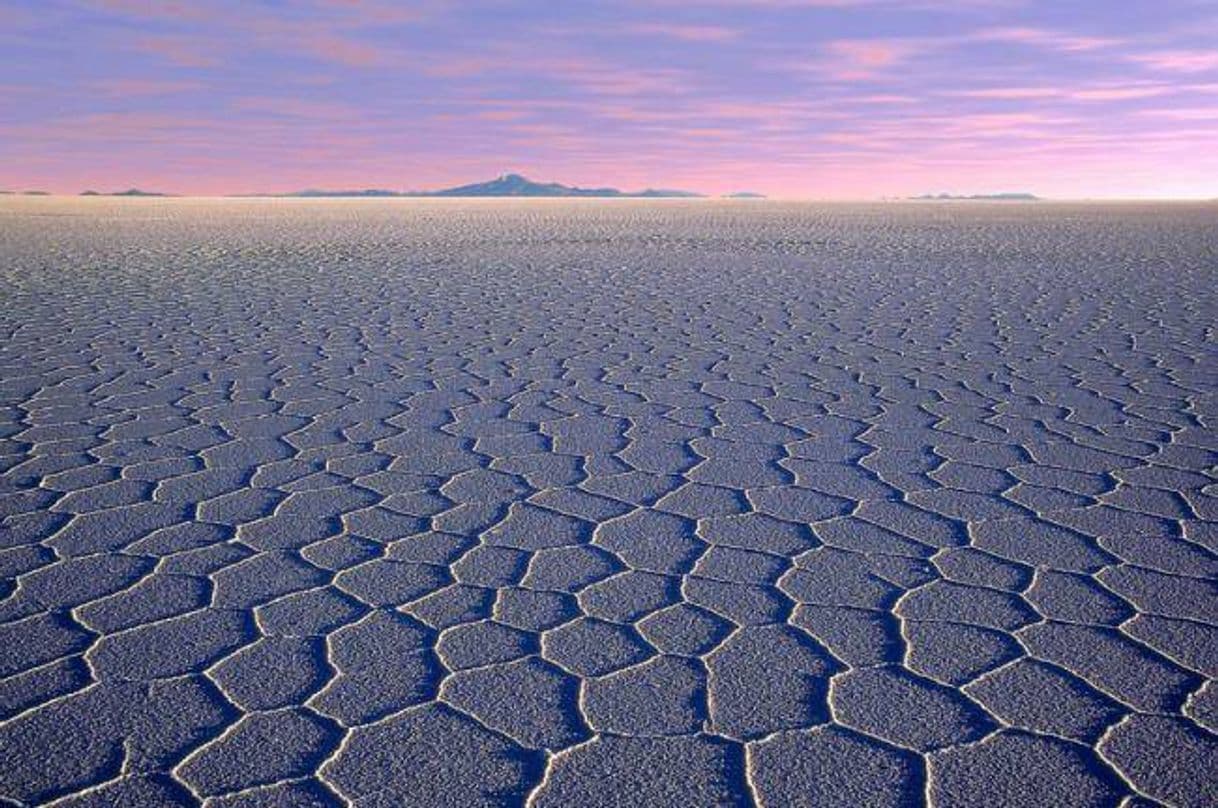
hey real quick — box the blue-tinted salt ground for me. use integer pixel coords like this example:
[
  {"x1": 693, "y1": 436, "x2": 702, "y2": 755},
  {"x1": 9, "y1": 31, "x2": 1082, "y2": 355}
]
[{"x1": 0, "y1": 198, "x2": 1214, "y2": 807}]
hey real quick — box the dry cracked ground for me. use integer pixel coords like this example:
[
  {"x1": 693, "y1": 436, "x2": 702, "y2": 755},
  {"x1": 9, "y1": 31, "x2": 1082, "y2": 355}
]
[{"x1": 0, "y1": 198, "x2": 1215, "y2": 807}]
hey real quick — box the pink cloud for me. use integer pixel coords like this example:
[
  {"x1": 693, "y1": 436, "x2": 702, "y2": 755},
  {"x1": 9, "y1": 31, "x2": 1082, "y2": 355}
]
[
  {"x1": 625, "y1": 23, "x2": 739, "y2": 42},
  {"x1": 231, "y1": 97, "x2": 363, "y2": 119},
  {"x1": 90, "y1": 0, "x2": 214, "y2": 23},
  {"x1": 312, "y1": 0, "x2": 424, "y2": 25},
  {"x1": 598, "y1": 106, "x2": 688, "y2": 123},
  {"x1": 0, "y1": 83, "x2": 41, "y2": 101},
  {"x1": 849, "y1": 94, "x2": 918, "y2": 104},
  {"x1": 698, "y1": 101, "x2": 796, "y2": 120},
  {"x1": 2, "y1": 112, "x2": 227, "y2": 144},
  {"x1": 949, "y1": 87, "x2": 1062, "y2": 99},
  {"x1": 827, "y1": 39, "x2": 912, "y2": 68},
  {"x1": 644, "y1": 0, "x2": 943, "y2": 6},
  {"x1": 540, "y1": 59, "x2": 692, "y2": 97},
  {"x1": 422, "y1": 56, "x2": 503, "y2": 78},
  {"x1": 0, "y1": 4, "x2": 39, "y2": 27},
  {"x1": 1138, "y1": 107, "x2": 1218, "y2": 120},
  {"x1": 473, "y1": 109, "x2": 531, "y2": 122},
  {"x1": 949, "y1": 84, "x2": 1175, "y2": 102},
  {"x1": 121, "y1": 5, "x2": 404, "y2": 70},
  {"x1": 424, "y1": 50, "x2": 691, "y2": 96},
  {"x1": 790, "y1": 25, "x2": 1126, "y2": 86},
  {"x1": 945, "y1": 112, "x2": 1069, "y2": 131},
  {"x1": 813, "y1": 38, "x2": 923, "y2": 81},
  {"x1": 91, "y1": 78, "x2": 206, "y2": 96},
  {"x1": 1071, "y1": 86, "x2": 1172, "y2": 101},
  {"x1": 971, "y1": 27, "x2": 1122, "y2": 52},
  {"x1": 238, "y1": 13, "x2": 401, "y2": 67},
  {"x1": 1130, "y1": 50, "x2": 1218, "y2": 74},
  {"x1": 300, "y1": 33, "x2": 392, "y2": 67},
  {"x1": 132, "y1": 35, "x2": 223, "y2": 68}
]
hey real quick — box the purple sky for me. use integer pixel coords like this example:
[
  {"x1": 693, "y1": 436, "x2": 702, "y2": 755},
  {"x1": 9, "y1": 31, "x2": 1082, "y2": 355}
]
[{"x1": 3, "y1": 0, "x2": 1216, "y2": 198}]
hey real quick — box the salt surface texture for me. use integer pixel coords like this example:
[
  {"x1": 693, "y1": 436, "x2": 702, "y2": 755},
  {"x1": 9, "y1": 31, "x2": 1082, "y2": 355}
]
[{"x1": 0, "y1": 197, "x2": 1214, "y2": 806}]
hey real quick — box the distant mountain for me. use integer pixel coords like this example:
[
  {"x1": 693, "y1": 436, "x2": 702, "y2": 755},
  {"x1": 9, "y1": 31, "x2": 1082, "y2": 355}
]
[
  {"x1": 272, "y1": 174, "x2": 702, "y2": 198},
  {"x1": 286, "y1": 188, "x2": 402, "y2": 198},
  {"x1": 911, "y1": 192, "x2": 1039, "y2": 201},
  {"x1": 725, "y1": 192, "x2": 766, "y2": 198},
  {"x1": 634, "y1": 188, "x2": 704, "y2": 198},
  {"x1": 428, "y1": 174, "x2": 615, "y2": 197},
  {"x1": 427, "y1": 174, "x2": 704, "y2": 197},
  {"x1": 81, "y1": 189, "x2": 171, "y2": 197}
]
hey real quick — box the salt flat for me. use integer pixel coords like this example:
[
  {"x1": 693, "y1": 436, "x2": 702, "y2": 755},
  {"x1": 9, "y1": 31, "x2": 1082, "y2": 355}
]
[{"x1": 0, "y1": 197, "x2": 1214, "y2": 807}]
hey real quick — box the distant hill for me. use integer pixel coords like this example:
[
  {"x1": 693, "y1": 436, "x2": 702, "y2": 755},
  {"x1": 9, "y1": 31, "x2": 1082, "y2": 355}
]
[
  {"x1": 633, "y1": 188, "x2": 704, "y2": 198},
  {"x1": 286, "y1": 188, "x2": 401, "y2": 198},
  {"x1": 81, "y1": 189, "x2": 171, "y2": 197},
  {"x1": 273, "y1": 174, "x2": 702, "y2": 198},
  {"x1": 911, "y1": 192, "x2": 1039, "y2": 201},
  {"x1": 428, "y1": 174, "x2": 619, "y2": 197},
  {"x1": 725, "y1": 192, "x2": 766, "y2": 198}
]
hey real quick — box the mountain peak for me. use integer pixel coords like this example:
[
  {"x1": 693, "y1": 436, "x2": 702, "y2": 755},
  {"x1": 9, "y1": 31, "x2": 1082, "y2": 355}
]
[
  {"x1": 429, "y1": 174, "x2": 701, "y2": 198},
  {"x1": 273, "y1": 174, "x2": 702, "y2": 198}
]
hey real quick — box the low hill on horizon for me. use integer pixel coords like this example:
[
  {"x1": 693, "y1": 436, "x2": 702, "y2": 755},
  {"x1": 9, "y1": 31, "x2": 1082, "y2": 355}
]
[
  {"x1": 263, "y1": 174, "x2": 703, "y2": 198},
  {"x1": 280, "y1": 189, "x2": 401, "y2": 198},
  {"x1": 911, "y1": 192, "x2": 1040, "y2": 201},
  {"x1": 81, "y1": 189, "x2": 171, "y2": 197}
]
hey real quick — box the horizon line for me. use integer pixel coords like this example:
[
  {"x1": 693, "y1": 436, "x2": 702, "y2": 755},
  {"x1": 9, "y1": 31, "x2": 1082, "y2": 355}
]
[
  {"x1": 3, "y1": 191, "x2": 1217, "y2": 202},
  {"x1": 4, "y1": 173, "x2": 1216, "y2": 202}
]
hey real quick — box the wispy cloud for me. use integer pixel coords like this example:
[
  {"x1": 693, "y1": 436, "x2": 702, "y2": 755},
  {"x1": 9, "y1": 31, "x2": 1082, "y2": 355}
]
[
  {"x1": 112, "y1": 1, "x2": 409, "y2": 69},
  {"x1": 801, "y1": 38, "x2": 925, "y2": 81},
  {"x1": 131, "y1": 35, "x2": 224, "y2": 68},
  {"x1": 90, "y1": 0, "x2": 214, "y2": 23},
  {"x1": 231, "y1": 97, "x2": 364, "y2": 120},
  {"x1": 788, "y1": 24, "x2": 1122, "y2": 84},
  {"x1": 971, "y1": 27, "x2": 1123, "y2": 52},
  {"x1": 948, "y1": 87, "x2": 1062, "y2": 100},
  {"x1": 1138, "y1": 106, "x2": 1218, "y2": 120},
  {"x1": 1070, "y1": 86, "x2": 1173, "y2": 100},
  {"x1": 947, "y1": 83, "x2": 1178, "y2": 102},
  {"x1": 297, "y1": 33, "x2": 393, "y2": 67},
  {"x1": 1130, "y1": 50, "x2": 1218, "y2": 73},
  {"x1": 91, "y1": 78, "x2": 207, "y2": 96},
  {"x1": 643, "y1": 0, "x2": 1010, "y2": 8},
  {"x1": 625, "y1": 23, "x2": 740, "y2": 42}
]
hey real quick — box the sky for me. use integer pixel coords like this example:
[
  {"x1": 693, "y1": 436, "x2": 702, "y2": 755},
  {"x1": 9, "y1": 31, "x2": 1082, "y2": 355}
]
[{"x1": 2, "y1": 0, "x2": 1217, "y2": 198}]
